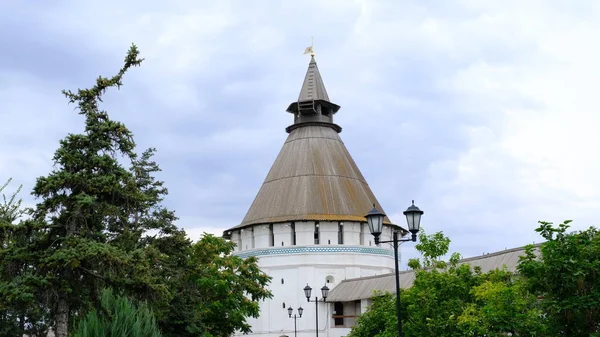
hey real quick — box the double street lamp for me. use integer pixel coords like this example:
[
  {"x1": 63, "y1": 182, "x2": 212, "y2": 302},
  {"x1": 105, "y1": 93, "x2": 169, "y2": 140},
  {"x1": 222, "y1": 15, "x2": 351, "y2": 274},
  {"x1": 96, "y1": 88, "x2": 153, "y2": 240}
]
[
  {"x1": 287, "y1": 306, "x2": 304, "y2": 337},
  {"x1": 365, "y1": 200, "x2": 424, "y2": 337},
  {"x1": 303, "y1": 283, "x2": 329, "y2": 337}
]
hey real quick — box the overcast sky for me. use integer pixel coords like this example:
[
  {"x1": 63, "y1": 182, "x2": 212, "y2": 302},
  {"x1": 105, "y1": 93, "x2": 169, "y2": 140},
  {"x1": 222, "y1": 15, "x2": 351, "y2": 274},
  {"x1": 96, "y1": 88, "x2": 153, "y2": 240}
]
[{"x1": 2, "y1": 0, "x2": 599, "y2": 268}]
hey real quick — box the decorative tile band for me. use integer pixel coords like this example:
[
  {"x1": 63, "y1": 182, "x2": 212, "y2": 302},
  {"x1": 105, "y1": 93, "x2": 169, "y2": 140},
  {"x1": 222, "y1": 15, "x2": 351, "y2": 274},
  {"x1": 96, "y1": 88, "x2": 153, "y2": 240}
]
[{"x1": 233, "y1": 245, "x2": 394, "y2": 259}]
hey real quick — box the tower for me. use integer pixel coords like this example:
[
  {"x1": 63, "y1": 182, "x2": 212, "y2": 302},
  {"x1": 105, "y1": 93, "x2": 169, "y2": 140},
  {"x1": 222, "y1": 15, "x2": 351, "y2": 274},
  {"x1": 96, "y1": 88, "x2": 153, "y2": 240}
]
[{"x1": 223, "y1": 55, "x2": 402, "y2": 337}]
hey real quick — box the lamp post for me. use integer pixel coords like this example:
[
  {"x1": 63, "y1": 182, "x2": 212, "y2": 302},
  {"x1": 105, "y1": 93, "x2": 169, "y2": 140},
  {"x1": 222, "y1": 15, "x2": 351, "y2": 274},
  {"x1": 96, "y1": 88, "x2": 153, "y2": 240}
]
[
  {"x1": 365, "y1": 200, "x2": 423, "y2": 337},
  {"x1": 287, "y1": 306, "x2": 304, "y2": 337},
  {"x1": 303, "y1": 283, "x2": 329, "y2": 337}
]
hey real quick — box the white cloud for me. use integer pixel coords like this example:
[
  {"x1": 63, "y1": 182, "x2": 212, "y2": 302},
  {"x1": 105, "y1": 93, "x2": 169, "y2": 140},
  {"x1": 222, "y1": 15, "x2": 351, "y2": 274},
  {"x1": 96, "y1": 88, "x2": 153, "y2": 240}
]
[
  {"x1": 326, "y1": 0, "x2": 600, "y2": 264},
  {"x1": 2, "y1": 0, "x2": 600, "y2": 265}
]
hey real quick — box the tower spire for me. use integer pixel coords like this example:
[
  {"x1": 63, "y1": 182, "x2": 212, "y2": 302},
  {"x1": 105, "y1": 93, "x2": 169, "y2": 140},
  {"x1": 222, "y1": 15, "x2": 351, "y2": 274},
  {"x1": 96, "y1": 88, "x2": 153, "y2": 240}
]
[
  {"x1": 298, "y1": 54, "x2": 329, "y2": 102},
  {"x1": 286, "y1": 49, "x2": 341, "y2": 133}
]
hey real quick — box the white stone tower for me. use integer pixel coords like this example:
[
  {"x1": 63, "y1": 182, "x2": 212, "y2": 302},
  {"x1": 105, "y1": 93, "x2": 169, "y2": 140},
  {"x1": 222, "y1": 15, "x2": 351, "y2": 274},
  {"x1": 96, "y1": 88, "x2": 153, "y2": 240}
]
[{"x1": 224, "y1": 55, "x2": 403, "y2": 337}]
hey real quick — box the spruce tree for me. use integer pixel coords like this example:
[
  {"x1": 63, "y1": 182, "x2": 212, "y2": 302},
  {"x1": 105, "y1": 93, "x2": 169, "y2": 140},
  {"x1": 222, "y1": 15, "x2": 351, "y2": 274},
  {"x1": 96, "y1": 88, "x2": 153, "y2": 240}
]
[
  {"x1": 24, "y1": 44, "x2": 174, "y2": 337},
  {"x1": 1, "y1": 44, "x2": 273, "y2": 337}
]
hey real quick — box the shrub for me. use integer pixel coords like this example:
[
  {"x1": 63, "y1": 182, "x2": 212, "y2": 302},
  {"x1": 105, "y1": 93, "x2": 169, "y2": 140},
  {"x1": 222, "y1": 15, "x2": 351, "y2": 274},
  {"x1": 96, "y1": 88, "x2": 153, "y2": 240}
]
[{"x1": 73, "y1": 288, "x2": 162, "y2": 337}]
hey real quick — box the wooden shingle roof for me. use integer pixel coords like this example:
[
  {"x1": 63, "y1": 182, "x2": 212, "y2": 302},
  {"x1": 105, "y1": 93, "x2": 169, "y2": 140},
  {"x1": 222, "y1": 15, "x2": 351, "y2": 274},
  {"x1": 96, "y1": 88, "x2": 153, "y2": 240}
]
[
  {"x1": 226, "y1": 125, "x2": 393, "y2": 231},
  {"x1": 224, "y1": 56, "x2": 395, "y2": 234}
]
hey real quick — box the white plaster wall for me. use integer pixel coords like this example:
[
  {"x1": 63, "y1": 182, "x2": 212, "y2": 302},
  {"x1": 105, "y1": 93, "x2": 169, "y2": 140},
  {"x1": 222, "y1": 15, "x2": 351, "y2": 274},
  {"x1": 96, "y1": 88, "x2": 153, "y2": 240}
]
[
  {"x1": 254, "y1": 224, "x2": 271, "y2": 248},
  {"x1": 229, "y1": 221, "x2": 403, "y2": 337},
  {"x1": 274, "y1": 222, "x2": 293, "y2": 247},
  {"x1": 255, "y1": 251, "x2": 393, "y2": 270},
  {"x1": 241, "y1": 227, "x2": 255, "y2": 250},
  {"x1": 230, "y1": 221, "x2": 403, "y2": 251},
  {"x1": 318, "y1": 221, "x2": 337, "y2": 245},
  {"x1": 343, "y1": 222, "x2": 360, "y2": 245},
  {"x1": 235, "y1": 250, "x2": 395, "y2": 337},
  {"x1": 230, "y1": 231, "x2": 242, "y2": 251},
  {"x1": 359, "y1": 223, "x2": 373, "y2": 247},
  {"x1": 295, "y1": 221, "x2": 315, "y2": 245}
]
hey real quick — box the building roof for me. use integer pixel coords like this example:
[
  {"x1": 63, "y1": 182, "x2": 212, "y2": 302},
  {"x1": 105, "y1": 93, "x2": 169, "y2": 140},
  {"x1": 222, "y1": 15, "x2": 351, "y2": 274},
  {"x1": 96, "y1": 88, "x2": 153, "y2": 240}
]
[
  {"x1": 224, "y1": 56, "x2": 394, "y2": 233},
  {"x1": 298, "y1": 55, "x2": 330, "y2": 102},
  {"x1": 326, "y1": 244, "x2": 541, "y2": 302},
  {"x1": 226, "y1": 125, "x2": 393, "y2": 231},
  {"x1": 286, "y1": 56, "x2": 340, "y2": 116}
]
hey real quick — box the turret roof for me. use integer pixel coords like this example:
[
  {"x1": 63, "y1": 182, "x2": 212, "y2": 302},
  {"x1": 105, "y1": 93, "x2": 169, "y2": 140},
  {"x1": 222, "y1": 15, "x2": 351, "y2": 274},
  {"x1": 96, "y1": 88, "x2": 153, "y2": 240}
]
[
  {"x1": 298, "y1": 55, "x2": 330, "y2": 102},
  {"x1": 224, "y1": 56, "x2": 395, "y2": 233}
]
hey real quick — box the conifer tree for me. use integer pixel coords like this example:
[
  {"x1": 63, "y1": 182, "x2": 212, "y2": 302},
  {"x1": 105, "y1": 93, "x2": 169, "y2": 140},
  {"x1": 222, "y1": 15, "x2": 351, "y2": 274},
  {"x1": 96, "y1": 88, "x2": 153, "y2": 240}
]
[
  {"x1": 73, "y1": 288, "x2": 162, "y2": 337},
  {"x1": 0, "y1": 179, "x2": 52, "y2": 336},
  {"x1": 21, "y1": 44, "x2": 176, "y2": 337},
  {"x1": 1, "y1": 44, "x2": 273, "y2": 337}
]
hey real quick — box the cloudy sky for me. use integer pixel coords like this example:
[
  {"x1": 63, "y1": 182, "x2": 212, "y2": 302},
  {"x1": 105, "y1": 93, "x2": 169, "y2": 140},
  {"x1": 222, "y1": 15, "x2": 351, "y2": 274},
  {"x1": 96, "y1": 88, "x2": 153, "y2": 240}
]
[{"x1": 2, "y1": 0, "x2": 599, "y2": 267}]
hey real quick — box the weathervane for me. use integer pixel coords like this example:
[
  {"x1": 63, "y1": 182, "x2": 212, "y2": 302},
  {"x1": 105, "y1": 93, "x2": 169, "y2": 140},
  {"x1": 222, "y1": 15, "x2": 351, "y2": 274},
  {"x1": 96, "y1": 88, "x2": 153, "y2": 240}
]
[{"x1": 303, "y1": 36, "x2": 315, "y2": 57}]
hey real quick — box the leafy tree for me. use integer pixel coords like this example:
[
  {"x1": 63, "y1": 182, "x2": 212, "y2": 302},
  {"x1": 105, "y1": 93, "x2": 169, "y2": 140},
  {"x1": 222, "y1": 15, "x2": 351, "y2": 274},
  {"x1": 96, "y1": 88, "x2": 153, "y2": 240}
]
[
  {"x1": 73, "y1": 288, "x2": 162, "y2": 337},
  {"x1": 159, "y1": 234, "x2": 272, "y2": 337},
  {"x1": 457, "y1": 269, "x2": 547, "y2": 336},
  {"x1": 402, "y1": 230, "x2": 471, "y2": 336},
  {"x1": 519, "y1": 221, "x2": 600, "y2": 336},
  {"x1": 350, "y1": 230, "x2": 474, "y2": 337},
  {"x1": 407, "y1": 229, "x2": 453, "y2": 269},
  {"x1": 402, "y1": 264, "x2": 482, "y2": 337},
  {"x1": 349, "y1": 229, "x2": 545, "y2": 337},
  {"x1": 347, "y1": 293, "x2": 396, "y2": 337}
]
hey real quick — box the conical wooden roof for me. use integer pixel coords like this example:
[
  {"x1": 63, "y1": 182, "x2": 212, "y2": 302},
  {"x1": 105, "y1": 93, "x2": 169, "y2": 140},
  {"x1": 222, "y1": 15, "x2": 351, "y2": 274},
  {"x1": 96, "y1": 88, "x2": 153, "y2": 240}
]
[
  {"x1": 298, "y1": 55, "x2": 330, "y2": 102},
  {"x1": 227, "y1": 56, "x2": 393, "y2": 231},
  {"x1": 234, "y1": 126, "x2": 392, "y2": 229}
]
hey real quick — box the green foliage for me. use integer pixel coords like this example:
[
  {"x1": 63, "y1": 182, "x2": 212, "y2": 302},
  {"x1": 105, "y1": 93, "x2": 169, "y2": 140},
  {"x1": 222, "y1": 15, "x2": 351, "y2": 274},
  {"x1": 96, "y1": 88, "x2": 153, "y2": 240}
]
[
  {"x1": 73, "y1": 288, "x2": 162, "y2": 337},
  {"x1": 0, "y1": 178, "x2": 25, "y2": 225},
  {"x1": 457, "y1": 270, "x2": 547, "y2": 336},
  {"x1": 519, "y1": 221, "x2": 600, "y2": 336},
  {"x1": 0, "y1": 178, "x2": 25, "y2": 336},
  {"x1": 407, "y1": 229, "x2": 452, "y2": 269},
  {"x1": 348, "y1": 293, "x2": 397, "y2": 337},
  {"x1": 0, "y1": 179, "x2": 51, "y2": 337},
  {"x1": 159, "y1": 234, "x2": 272, "y2": 337},
  {"x1": 17, "y1": 43, "x2": 175, "y2": 337},
  {"x1": 402, "y1": 264, "x2": 483, "y2": 337},
  {"x1": 0, "y1": 45, "x2": 275, "y2": 337},
  {"x1": 350, "y1": 229, "x2": 545, "y2": 337}
]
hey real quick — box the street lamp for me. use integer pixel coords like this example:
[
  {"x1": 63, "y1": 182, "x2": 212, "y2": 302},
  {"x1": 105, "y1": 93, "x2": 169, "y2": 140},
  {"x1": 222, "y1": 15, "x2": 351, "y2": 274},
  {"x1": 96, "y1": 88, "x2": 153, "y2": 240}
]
[
  {"x1": 366, "y1": 200, "x2": 423, "y2": 337},
  {"x1": 303, "y1": 283, "x2": 329, "y2": 337},
  {"x1": 287, "y1": 306, "x2": 304, "y2": 337}
]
